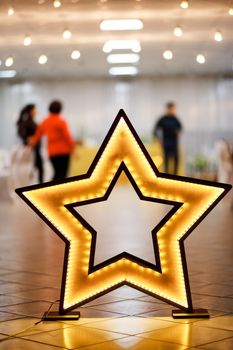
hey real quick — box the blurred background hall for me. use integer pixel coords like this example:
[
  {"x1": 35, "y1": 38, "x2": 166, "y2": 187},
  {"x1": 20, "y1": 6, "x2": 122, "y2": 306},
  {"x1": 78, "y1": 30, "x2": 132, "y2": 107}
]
[{"x1": 0, "y1": 1, "x2": 233, "y2": 350}]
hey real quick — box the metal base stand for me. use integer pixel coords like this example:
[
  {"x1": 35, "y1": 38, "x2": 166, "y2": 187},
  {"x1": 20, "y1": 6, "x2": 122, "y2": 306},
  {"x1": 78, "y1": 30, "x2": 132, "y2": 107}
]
[
  {"x1": 172, "y1": 308, "x2": 209, "y2": 319},
  {"x1": 43, "y1": 311, "x2": 80, "y2": 321}
]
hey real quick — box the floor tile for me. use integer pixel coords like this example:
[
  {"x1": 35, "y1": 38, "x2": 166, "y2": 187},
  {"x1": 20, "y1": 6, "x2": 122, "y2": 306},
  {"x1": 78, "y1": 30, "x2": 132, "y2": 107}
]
[
  {"x1": 194, "y1": 296, "x2": 233, "y2": 313},
  {"x1": 194, "y1": 315, "x2": 233, "y2": 331},
  {"x1": 0, "y1": 272, "x2": 61, "y2": 288},
  {"x1": 193, "y1": 284, "x2": 233, "y2": 297},
  {"x1": 0, "y1": 282, "x2": 40, "y2": 294},
  {"x1": 0, "y1": 295, "x2": 31, "y2": 307},
  {"x1": 79, "y1": 335, "x2": 187, "y2": 350},
  {"x1": 0, "y1": 337, "x2": 65, "y2": 350},
  {"x1": 88, "y1": 299, "x2": 169, "y2": 316},
  {"x1": 139, "y1": 323, "x2": 233, "y2": 347},
  {"x1": 108, "y1": 287, "x2": 145, "y2": 299},
  {"x1": 198, "y1": 336, "x2": 233, "y2": 350},
  {"x1": 1, "y1": 301, "x2": 54, "y2": 318},
  {"x1": 8, "y1": 287, "x2": 60, "y2": 303},
  {"x1": 138, "y1": 309, "x2": 230, "y2": 320},
  {"x1": 83, "y1": 294, "x2": 124, "y2": 307},
  {"x1": 0, "y1": 317, "x2": 73, "y2": 337},
  {"x1": 0, "y1": 334, "x2": 7, "y2": 340},
  {"x1": 0, "y1": 311, "x2": 24, "y2": 322},
  {"x1": 62, "y1": 316, "x2": 119, "y2": 327},
  {"x1": 80, "y1": 316, "x2": 176, "y2": 336},
  {"x1": 23, "y1": 325, "x2": 126, "y2": 349}
]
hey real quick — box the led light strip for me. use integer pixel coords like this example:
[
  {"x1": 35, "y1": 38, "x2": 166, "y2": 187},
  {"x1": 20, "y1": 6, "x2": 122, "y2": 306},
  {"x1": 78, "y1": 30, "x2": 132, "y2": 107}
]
[{"x1": 16, "y1": 109, "x2": 231, "y2": 315}]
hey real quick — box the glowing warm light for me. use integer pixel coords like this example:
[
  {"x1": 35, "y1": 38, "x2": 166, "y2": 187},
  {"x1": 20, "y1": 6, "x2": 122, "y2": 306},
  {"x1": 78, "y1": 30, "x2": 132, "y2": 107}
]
[
  {"x1": 196, "y1": 54, "x2": 206, "y2": 64},
  {"x1": 229, "y1": 7, "x2": 233, "y2": 15},
  {"x1": 163, "y1": 50, "x2": 173, "y2": 60},
  {"x1": 53, "y1": 0, "x2": 61, "y2": 8},
  {"x1": 71, "y1": 50, "x2": 81, "y2": 60},
  {"x1": 5, "y1": 57, "x2": 14, "y2": 67},
  {"x1": 174, "y1": 26, "x2": 183, "y2": 37},
  {"x1": 38, "y1": 54, "x2": 48, "y2": 65},
  {"x1": 103, "y1": 40, "x2": 141, "y2": 53},
  {"x1": 100, "y1": 19, "x2": 143, "y2": 31},
  {"x1": 24, "y1": 35, "x2": 32, "y2": 46},
  {"x1": 16, "y1": 110, "x2": 231, "y2": 315},
  {"x1": 214, "y1": 30, "x2": 223, "y2": 42},
  {"x1": 63, "y1": 29, "x2": 72, "y2": 39},
  {"x1": 180, "y1": 1, "x2": 189, "y2": 9},
  {"x1": 8, "y1": 7, "x2": 14, "y2": 16},
  {"x1": 107, "y1": 53, "x2": 140, "y2": 64},
  {"x1": 109, "y1": 66, "x2": 138, "y2": 76}
]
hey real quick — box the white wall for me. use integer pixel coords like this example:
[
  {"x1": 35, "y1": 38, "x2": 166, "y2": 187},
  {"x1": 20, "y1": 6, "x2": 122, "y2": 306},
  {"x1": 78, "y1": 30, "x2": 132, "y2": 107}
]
[{"x1": 0, "y1": 76, "x2": 233, "y2": 156}]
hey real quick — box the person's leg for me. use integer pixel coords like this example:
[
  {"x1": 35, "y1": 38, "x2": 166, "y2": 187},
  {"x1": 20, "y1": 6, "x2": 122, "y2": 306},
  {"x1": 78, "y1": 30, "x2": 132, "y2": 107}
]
[
  {"x1": 56, "y1": 155, "x2": 70, "y2": 179},
  {"x1": 163, "y1": 145, "x2": 169, "y2": 173},
  {"x1": 173, "y1": 144, "x2": 179, "y2": 175},
  {"x1": 34, "y1": 147, "x2": 44, "y2": 183},
  {"x1": 50, "y1": 155, "x2": 70, "y2": 181},
  {"x1": 173, "y1": 151, "x2": 179, "y2": 174},
  {"x1": 61, "y1": 154, "x2": 70, "y2": 178},
  {"x1": 50, "y1": 156, "x2": 60, "y2": 181}
]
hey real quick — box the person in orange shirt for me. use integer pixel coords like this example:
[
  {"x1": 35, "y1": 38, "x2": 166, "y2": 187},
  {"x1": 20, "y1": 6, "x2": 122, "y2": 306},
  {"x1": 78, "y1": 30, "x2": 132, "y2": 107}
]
[{"x1": 31, "y1": 100, "x2": 76, "y2": 181}]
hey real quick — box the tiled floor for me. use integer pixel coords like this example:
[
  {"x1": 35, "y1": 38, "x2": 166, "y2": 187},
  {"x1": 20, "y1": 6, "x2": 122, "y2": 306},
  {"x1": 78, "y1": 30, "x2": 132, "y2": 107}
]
[{"x1": 0, "y1": 189, "x2": 233, "y2": 349}]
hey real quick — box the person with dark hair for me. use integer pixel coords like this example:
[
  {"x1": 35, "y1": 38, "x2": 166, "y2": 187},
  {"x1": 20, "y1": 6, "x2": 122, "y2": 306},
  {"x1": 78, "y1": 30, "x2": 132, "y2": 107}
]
[
  {"x1": 30, "y1": 100, "x2": 75, "y2": 181},
  {"x1": 17, "y1": 104, "x2": 44, "y2": 183},
  {"x1": 153, "y1": 102, "x2": 182, "y2": 174}
]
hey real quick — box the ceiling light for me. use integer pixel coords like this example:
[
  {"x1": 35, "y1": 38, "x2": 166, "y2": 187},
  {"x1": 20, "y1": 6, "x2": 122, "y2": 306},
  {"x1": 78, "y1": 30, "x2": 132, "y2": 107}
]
[
  {"x1": 5, "y1": 57, "x2": 14, "y2": 67},
  {"x1": 63, "y1": 29, "x2": 72, "y2": 39},
  {"x1": 103, "y1": 40, "x2": 141, "y2": 53},
  {"x1": 174, "y1": 26, "x2": 183, "y2": 37},
  {"x1": 214, "y1": 30, "x2": 223, "y2": 42},
  {"x1": 196, "y1": 54, "x2": 206, "y2": 64},
  {"x1": 180, "y1": 1, "x2": 189, "y2": 9},
  {"x1": 229, "y1": 7, "x2": 233, "y2": 15},
  {"x1": 8, "y1": 7, "x2": 14, "y2": 16},
  {"x1": 71, "y1": 50, "x2": 81, "y2": 60},
  {"x1": 24, "y1": 35, "x2": 32, "y2": 46},
  {"x1": 107, "y1": 53, "x2": 140, "y2": 64},
  {"x1": 109, "y1": 66, "x2": 138, "y2": 76},
  {"x1": 100, "y1": 19, "x2": 143, "y2": 31},
  {"x1": 38, "y1": 54, "x2": 48, "y2": 65},
  {"x1": 0, "y1": 70, "x2": 16, "y2": 78},
  {"x1": 163, "y1": 50, "x2": 173, "y2": 60},
  {"x1": 53, "y1": 0, "x2": 61, "y2": 8}
]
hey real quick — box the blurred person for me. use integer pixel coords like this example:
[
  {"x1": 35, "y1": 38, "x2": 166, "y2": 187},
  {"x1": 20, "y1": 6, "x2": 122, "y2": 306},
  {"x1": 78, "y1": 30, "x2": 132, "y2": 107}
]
[
  {"x1": 17, "y1": 104, "x2": 44, "y2": 183},
  {"x1": 153, "y1": 102, "x2": 182, "y2": 174},
  {"x1": 30, "y1": 100, "x2": 75, "y2": 181},
  {"x1": 216, "y1": 139, "x2": 233, "y2": 210}
]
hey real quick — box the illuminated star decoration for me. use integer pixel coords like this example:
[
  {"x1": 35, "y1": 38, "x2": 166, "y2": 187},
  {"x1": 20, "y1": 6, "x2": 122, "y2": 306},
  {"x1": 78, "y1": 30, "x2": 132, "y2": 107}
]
[{"x1": 16, "y1": 110, "x2": 231, "y2": 315}]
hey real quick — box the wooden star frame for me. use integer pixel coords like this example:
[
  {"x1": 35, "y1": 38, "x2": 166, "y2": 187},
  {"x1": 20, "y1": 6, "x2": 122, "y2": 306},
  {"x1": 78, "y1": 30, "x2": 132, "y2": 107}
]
[{"x1": 16, "y1": 110, "x2": 231, "y2": 317}]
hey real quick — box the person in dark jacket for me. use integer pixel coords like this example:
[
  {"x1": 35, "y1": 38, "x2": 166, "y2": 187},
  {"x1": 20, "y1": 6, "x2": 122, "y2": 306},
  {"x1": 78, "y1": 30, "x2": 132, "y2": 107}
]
[
  {"x1": 153, "y1": 102, "x2": 182, "y2": 174},
  {"x1": 17, "y1": 104, "x2": 44, "y2": 183}
]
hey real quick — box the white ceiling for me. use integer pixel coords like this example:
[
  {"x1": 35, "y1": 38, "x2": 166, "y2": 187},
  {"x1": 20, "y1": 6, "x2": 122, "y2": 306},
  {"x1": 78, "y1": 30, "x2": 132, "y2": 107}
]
[{"x1": 0, "y1": 0, "x2": 232, "y2": 79}]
